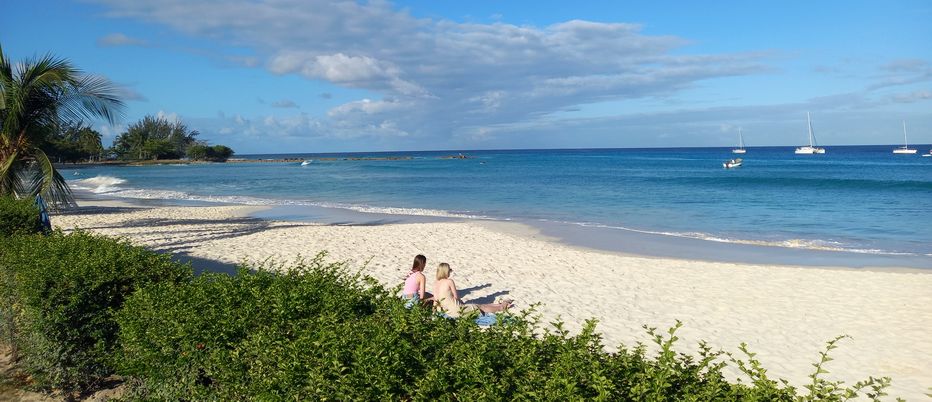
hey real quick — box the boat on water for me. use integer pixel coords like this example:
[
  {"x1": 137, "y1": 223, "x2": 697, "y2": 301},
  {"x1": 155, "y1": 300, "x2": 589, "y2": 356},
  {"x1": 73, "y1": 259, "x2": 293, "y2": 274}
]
[
  {"x1": 795, "y1": 112, "x2": 825, "y2": 154},
  {"x1": 723, "y1": 158, "x2": 743, "y2": 169},
  {"x1": 892, "y1": 121, "x2": 917, "y2": 154},
  {"x1": 732, "y1": 128, "x2": 747, "y2": 154},
  {"x1": 300, "y1": 160, "x2": 313, "y2": 166}
]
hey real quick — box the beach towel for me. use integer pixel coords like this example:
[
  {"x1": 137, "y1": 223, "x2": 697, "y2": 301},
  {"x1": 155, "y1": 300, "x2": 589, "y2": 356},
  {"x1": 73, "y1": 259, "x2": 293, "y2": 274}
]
[
  {"x1": 35, "y1": 195, "x2": 52, "y2": 235},
  {"x1": 473, "y1": 313, "x2": 498, "y2": 327}
]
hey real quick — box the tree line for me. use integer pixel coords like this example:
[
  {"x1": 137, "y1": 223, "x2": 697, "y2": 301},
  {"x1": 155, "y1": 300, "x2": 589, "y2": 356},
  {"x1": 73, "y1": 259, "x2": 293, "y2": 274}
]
[{"x1": 46, "y1": 115, "x2": 234, "y2": 163}]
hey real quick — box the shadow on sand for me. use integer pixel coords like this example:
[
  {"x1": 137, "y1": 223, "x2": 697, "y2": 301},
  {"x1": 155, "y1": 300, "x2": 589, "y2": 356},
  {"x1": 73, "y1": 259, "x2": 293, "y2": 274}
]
[
  {"x1": 173, "y1": 254, "x2": 241, "y2": 276},
  {"x1": 457, "y1": 283, "x2": 510, "y2": 305}
]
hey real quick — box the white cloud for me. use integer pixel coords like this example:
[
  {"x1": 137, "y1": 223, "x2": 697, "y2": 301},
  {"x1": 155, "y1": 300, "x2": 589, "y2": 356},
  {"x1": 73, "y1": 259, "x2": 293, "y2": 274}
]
[
  {"x1": 91, "y1": 0, "x2": 770, "y2": 145},
  {"x1": 97, "y1": 32, "x2": 148, "y2": 47},
  {"x1": 869, "y1": 59, "x2": 932, "y2": 90},
  {"x1": 156, "y1": 110, "x2": 180, "y2": 124},
  {"x1": 271, "y1": 99, "x2": 298, "y2": 108},
  {"x1": 115, "y1": 84, "x2": 147, "y2": 101},
  {"x1": 891, "y1": 89, "x2": 932, "y2": 103}
]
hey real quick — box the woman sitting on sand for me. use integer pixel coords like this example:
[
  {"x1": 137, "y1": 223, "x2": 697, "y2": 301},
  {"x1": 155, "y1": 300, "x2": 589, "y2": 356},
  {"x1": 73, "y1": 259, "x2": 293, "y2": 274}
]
[
  {"x1": 402, "y1": 254, "x2": 432, "y2": 307},
  {"x1": 433, "y1": 262, "x2": 512, "y2": 318}
]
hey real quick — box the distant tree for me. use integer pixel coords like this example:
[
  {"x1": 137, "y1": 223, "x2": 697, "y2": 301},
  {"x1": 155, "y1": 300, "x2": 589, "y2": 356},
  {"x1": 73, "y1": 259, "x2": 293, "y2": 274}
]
[
  {"x1": 186, "y1": 143, "x2": 234, "y2": 162},
  {"x1": 142, "y1": 139, "x2": 176, "y2": 160},
  {"x1": 44, "y1": 122, "x2": 104, "y2": 162},
  {"x1": 186, "y1": 144, "x2": 209, "y2": 161},
  {"x1": 0, "y1": 44, "x2": 123, "y2": 206},
  {"x1": 113, "y1": 115, "x2": 198, "y2": 160},
  {"x1": 209, "y1": 145, "x2": 234, "y2": 161},
  {"x1": 75, "y1": 126, "x2": 103, "y2": 159}
]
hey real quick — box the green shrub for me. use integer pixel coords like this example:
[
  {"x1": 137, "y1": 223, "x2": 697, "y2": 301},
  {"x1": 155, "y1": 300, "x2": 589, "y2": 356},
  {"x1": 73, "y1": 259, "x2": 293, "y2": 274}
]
[
  {"x1": 0, "y1": 196, "x2": 42, "y2": 237},
  {"x1": 0, "y1": 231, "x2": 193, "y2": 394},
  {"x1": 115, "y1": 254, "x2": 893, "y2": 401}
]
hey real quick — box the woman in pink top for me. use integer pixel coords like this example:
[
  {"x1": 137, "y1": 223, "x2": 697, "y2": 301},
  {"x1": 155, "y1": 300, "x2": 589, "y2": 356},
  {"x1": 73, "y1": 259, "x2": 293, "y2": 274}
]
[
  {"x1": 402, "y1": 255, "x2": 431, "y2": 307},
  {"x1": 433, "y1": 263, "x2": 512, "y2": 318}
]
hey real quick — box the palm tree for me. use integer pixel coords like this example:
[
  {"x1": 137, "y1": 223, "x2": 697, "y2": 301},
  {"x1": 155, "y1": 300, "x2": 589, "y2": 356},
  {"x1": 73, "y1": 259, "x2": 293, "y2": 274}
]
[{"x1": 0, "y1": 44, "x2": 123, "y2": 207}]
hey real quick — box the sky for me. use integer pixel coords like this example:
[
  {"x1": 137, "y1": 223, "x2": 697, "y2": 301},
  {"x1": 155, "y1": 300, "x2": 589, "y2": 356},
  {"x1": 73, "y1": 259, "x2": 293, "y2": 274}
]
[{"x1": 2, "y1": 0, "x2": 931, "y2": 153}]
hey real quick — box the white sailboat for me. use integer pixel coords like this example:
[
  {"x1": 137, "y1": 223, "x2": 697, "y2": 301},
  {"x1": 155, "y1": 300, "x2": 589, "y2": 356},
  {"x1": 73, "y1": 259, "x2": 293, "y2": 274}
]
[
  {"x1": 794, "y1": 112, "x2": 826, "y2": 154},
  {"x1": 732, "y1": 128, "x2": 747, "y2": 154},
  {"x1": 892, "y1": 121, "x2": 917, "y2": 154}
]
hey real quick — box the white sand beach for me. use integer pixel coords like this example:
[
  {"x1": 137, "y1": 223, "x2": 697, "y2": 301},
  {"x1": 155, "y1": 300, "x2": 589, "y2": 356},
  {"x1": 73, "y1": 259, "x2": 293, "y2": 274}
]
[{"x1": 55, "y1": 200, "x2": 932, "y2": 400}]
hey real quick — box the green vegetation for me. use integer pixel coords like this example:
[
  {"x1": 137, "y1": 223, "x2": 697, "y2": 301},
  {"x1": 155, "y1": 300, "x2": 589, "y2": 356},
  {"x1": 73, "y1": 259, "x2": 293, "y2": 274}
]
[
  {"x1": 1, "y1": 44, "x2": 237, "y2": 211},
  {"x1": 111, "y1": 115, "x2": 235, "y2": 161},
  {"x1": 113, "y1": 256, "x2": 895, "y2": 401},
  {"x1": 0, "y1": 196, "x2": 42, "y2": 237},
  {"x1": 0, "y1": 44, "x2": 124, "y2": 207},
  {"x1": 186, "y1": 143, "x2": 235, "y2": 162},
  {"x1": 0, "y1": 199, "x2": 900, "y2": 400},
  {"x1": 111, "y1": 115, "x2": 199, "y2": 160},
  {"x1": 43, "y1": 121, "x2": 105, "y2": 163},
  {"x1": 0, "y1": 231, "x2": 192, "y2": 395}
]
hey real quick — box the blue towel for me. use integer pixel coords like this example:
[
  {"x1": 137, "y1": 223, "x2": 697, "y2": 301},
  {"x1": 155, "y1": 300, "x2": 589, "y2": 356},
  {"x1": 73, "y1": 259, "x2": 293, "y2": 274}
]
[
  {"x1": 474, "y1": 314, "x2": 498, "y2": 326},
  {"x1": 34, "y1": 195, "x2": 52, "y2": 235}
]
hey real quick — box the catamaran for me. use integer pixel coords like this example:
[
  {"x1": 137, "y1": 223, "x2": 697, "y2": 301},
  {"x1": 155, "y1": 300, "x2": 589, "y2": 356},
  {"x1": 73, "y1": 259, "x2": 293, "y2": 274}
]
[
  {"x1": 794, "y1": 112, "x2": 825, "y2": 154},
  {"x1": 732, "y1": 128, "x2": 747, "y2": 154},
  {"x1": 892, "y1": 121, "x2": 917, "y2": 154}
]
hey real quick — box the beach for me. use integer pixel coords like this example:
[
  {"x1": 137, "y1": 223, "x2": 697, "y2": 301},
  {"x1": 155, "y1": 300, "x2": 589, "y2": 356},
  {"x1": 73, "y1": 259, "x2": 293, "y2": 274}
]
[{"x1": 54, "y1": 198, "x2": 932, "y2": 400}]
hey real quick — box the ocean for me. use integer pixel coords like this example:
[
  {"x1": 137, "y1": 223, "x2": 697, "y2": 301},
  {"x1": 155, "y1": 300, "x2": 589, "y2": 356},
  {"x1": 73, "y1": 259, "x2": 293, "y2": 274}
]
[{"x1": 64, "y1": 145, "x2": 932, "y2": 267}]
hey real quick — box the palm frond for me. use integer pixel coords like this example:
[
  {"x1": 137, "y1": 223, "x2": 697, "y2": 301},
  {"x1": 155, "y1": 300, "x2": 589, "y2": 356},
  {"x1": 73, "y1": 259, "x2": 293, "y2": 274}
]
[
  {"x1": 19, "y1": 52, "x2": 79, "y2": 90},
  {"x1": 0, "y1": 148, "x2": 26, "y2": 196},
  {"x1": 0, "y1": 43, "x2": 11, "y2": 80},
  {"x1": 58, "y1": 74, "x2": 125, "y2": 125},
  {"x1": 0, "y1": 53, "x2": 8, "y2": 112},
  {"x1": 0, "y1": 49, "x2": 120, "y2": 205},
  {"x1": 28, "y1": 147, "x2": 75, "y2": 209},
  {"x1": 0, "y1": 45, "x2": 14, "y2": 141},
  {"x1": 9, "y1": 53, "x2": 81, "y2": 135}
]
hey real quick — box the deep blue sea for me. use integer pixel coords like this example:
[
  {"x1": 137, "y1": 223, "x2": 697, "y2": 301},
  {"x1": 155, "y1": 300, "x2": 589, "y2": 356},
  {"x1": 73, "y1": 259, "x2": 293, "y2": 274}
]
[{"x1": 63, "y1": 145, "x2": 932, "y2": 260}]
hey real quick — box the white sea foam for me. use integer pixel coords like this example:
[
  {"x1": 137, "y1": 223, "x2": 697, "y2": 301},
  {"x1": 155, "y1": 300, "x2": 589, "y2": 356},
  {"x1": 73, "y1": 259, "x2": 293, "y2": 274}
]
[
  {"x1": 68, "y1": 175, "x2": 917, "y2": 257},
  {"x1": 563, "y1": 221, "x2": 918, "y2": 256},
  {"x1": 68, "y1": 175, "x2": 491, "y2": 220},
  {"x1": 70, "y1": 176, "x2": 127, "y2": 194}
]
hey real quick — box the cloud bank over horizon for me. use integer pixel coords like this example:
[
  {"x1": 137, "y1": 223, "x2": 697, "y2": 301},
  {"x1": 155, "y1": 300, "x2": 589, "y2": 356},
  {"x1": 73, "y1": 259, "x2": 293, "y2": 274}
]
[{"x1": 82, "y1": 0, "x2": 931, "y2": 152}]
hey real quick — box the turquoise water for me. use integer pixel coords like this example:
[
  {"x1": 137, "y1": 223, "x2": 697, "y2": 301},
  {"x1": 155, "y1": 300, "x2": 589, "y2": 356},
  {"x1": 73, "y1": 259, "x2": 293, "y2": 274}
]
[{"x1": 63, "y1": 146, "x2": 932, "y2": 258}]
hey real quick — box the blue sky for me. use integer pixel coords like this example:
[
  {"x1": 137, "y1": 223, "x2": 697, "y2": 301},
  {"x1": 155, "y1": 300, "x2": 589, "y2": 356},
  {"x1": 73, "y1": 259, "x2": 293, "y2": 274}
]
[{"x1": 2, "y1": 0, "x2": 930, "y2": 153}]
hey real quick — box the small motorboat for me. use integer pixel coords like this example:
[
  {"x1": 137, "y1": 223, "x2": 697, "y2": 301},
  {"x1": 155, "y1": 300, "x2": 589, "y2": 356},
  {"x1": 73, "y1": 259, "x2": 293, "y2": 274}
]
[
  {"x1": 923, "y1": 150, "x2": 932, "y2": 157},
  {"x1": 300, "y1": 160, "x2": 313, "y2": 166},
  {"x1": 723, "y1": 158, "x2": 743, "y2": 169}
]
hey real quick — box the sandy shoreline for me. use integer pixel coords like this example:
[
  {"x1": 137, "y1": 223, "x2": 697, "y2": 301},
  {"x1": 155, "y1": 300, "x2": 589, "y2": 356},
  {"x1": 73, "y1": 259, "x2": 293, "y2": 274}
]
[{"x1": 53, "y1": 199, "x2": 932, "y2": 399}]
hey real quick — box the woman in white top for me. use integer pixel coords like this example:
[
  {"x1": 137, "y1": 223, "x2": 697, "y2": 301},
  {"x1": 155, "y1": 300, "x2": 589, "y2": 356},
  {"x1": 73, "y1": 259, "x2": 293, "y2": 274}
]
[{"x1": 433, "y1": 263, "x2": 512, "y2": 318}]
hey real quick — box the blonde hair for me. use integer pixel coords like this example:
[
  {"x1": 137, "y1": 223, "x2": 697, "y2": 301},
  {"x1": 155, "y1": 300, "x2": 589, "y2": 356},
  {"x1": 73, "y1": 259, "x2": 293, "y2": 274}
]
[{"x1": 436, "y1": 263, "x2": 451, "y2": 280}]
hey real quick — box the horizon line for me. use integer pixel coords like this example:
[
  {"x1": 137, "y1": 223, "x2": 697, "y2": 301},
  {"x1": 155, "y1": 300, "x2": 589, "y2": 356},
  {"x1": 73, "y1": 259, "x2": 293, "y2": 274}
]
[{"x1": 236, "y1": 143, "x2": 932, "y2": 156}]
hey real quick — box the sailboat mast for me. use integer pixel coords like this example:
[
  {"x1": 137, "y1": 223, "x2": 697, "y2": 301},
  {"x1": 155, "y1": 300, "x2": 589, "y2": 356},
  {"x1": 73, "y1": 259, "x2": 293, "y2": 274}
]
[
  {"x1": 903, "y1": 121, "x2": 908, "y2": 148},
  {"x1": 738, "y1": 127, "x2": 744, "y2": 148},
  {"x1": 807, "y1": 112, "x2": 814, "y2": 147}
]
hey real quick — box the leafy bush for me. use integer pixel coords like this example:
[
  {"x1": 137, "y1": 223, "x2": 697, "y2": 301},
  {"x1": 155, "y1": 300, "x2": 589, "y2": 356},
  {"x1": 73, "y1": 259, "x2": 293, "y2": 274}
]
[
  {"x1": 186, "y1": 144, "x2": 235, "y2": 162},
  {"x1": 0, "y1": 231, "x2": 192, "y2": 394},
  {"x1": 0, "y1": 196, "x2": 43, "y2": 237},
  {"x1": 115, "y1": 255, "x2": 893, "y2": 401}
]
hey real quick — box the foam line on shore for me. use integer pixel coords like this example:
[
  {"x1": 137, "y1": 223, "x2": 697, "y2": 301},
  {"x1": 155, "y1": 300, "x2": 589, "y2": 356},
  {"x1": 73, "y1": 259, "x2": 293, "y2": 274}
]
[{"x1": 70, "y1": 175, "x2": 927, "y2": 258}]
